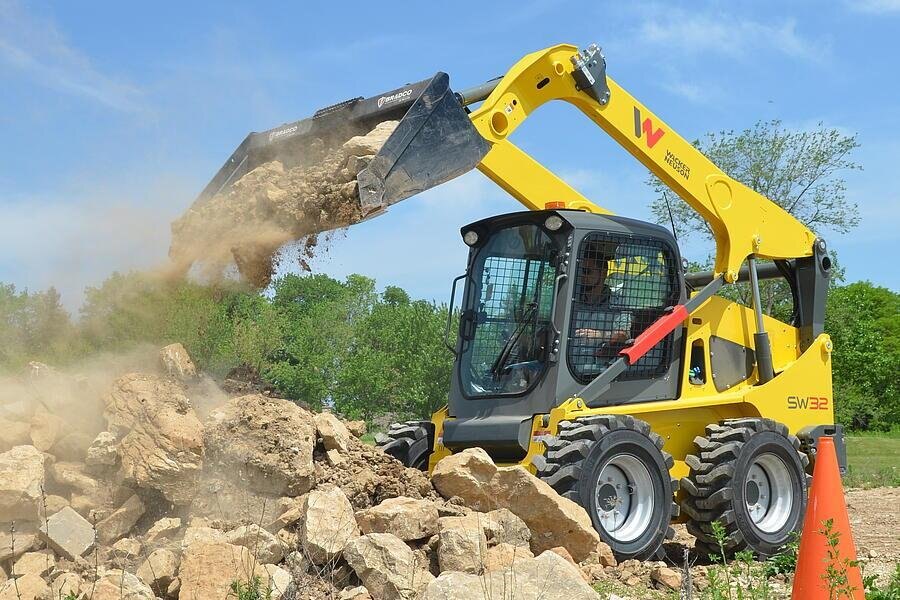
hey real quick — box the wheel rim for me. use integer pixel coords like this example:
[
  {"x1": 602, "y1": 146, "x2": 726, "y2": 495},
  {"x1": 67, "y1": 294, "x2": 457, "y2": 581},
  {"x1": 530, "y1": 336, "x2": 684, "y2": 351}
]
[
  {"x1": 746, "y1": 453, "x2": 794, "y2": 533},
  {"x1": 595, "y1": 454, "x2": 655, "y2": 543}
]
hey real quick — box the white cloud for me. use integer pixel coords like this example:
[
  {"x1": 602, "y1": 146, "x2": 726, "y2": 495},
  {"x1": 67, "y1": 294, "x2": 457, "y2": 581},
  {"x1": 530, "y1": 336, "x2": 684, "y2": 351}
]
[
  {"x1": 0, "y1": 0, "x2": 145, "y2": 113},
  {"x1": 847, "y1": 0, "x2": 900, "y2": 13},
  {"x1": 634, "y1": 9, "x2": 825, "y2": 63}
]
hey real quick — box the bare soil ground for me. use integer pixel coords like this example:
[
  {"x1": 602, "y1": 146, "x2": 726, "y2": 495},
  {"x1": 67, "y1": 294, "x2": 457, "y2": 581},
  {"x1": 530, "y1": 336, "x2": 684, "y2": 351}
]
[{"x1": 846, "y1": 486, "x2": 900, "y2": 582}]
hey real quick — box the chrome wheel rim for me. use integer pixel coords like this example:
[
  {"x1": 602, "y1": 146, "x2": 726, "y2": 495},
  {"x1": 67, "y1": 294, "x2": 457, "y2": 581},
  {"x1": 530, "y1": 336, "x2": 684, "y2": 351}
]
[
  {"x1": 746, "y1": 453, "x2": 794, "y2": 533},
  {"x1": 595, "y1": 454, "x2": 655, "y2": 543}
]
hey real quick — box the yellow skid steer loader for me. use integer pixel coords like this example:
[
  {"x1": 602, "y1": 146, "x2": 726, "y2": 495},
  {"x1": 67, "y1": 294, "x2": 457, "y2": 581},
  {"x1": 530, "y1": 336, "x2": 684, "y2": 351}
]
[{"x1": 192, "y1": 43, "x2": 841, "y2": 562}]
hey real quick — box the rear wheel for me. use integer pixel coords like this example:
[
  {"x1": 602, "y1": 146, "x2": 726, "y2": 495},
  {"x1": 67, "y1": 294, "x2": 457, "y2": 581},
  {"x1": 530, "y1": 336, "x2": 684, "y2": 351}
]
[
  {"x1": 681, "y1": 418, "x2": 809, "y2": 559},
  {"x1": 535, "y1": 415, "x2": 678, "y2": 560},
  {"x1": 375, "y1": 421, "x2": 434, "y2": 471}
]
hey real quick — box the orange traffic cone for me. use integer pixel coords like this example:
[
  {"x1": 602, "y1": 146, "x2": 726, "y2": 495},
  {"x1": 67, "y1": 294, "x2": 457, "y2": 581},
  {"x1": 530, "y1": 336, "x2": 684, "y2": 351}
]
[{"x1": 792, "y1": 436, "x2": 864, "y2": 599}]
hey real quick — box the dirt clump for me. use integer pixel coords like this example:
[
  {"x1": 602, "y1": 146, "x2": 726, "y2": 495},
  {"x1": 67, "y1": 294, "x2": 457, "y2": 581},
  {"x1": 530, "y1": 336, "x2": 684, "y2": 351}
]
[{"x1": 169, "y1": 121, "x2": 398, "y2": 287}]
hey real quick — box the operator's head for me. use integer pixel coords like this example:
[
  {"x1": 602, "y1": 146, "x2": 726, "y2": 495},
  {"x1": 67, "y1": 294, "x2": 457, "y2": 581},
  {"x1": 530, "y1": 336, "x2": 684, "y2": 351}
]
[{"x1": 582, "y1": 239, "x2": 618, "y2": 288}]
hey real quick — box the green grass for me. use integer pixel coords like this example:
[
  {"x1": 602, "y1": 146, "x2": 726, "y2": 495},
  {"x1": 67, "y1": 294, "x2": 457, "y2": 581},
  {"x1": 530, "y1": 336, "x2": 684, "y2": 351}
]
[
  {"x1": 360, "y1": 432, "x2": 376, "y2": 446},
  {"x1": 844, "y1": 430, "x2": 900, "y2": 488}
]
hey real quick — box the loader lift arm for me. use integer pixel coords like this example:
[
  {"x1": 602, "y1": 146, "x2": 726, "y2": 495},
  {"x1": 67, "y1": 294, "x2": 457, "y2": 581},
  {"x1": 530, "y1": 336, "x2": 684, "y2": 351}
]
[{"x1": 466, "y1": 44, "x2": 817, "y2": 283}]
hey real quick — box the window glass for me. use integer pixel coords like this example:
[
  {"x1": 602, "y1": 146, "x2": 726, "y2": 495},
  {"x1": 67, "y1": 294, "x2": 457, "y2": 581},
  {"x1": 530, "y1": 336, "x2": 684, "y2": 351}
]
[
  {"x1": 460, "y1": 224, "x2": 559, "y2": 397},
  {"x1": 568, "y1": 232, "x2": 679, "y2": 383}
]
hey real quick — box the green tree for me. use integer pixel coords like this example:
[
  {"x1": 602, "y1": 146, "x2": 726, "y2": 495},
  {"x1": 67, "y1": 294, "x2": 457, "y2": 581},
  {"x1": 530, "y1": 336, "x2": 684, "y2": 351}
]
[
  {"x1": 647, "y1": 120, "x2": 861, "y2": 316},
  {"x1": 0, "y1": 283, "x2": 80, "y2": 369},
  {"x1": 825, "y1": 282, "x2": 899, "y2": 431},
  {"x1": 336, "y1": 291, "x2": 452, "y2": 421},
  {"x1": 265, "y1": 274, "x2": 377, "y2": 410}
]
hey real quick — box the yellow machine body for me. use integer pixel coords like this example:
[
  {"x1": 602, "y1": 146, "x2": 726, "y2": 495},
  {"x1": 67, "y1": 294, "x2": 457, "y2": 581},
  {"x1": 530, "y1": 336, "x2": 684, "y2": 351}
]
[{"x1": 424, "y1": 44, "x2": 834, "y2": 498}]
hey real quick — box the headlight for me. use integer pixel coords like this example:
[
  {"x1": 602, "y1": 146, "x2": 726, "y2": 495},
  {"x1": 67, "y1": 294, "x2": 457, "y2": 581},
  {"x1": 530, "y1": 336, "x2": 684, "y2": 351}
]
[
  {"x1": 463, "y1": 230, "x2": 479, "y2": 246},
  {"x1": 544, "y1": 215, "x2": 564, "y2": 231}
]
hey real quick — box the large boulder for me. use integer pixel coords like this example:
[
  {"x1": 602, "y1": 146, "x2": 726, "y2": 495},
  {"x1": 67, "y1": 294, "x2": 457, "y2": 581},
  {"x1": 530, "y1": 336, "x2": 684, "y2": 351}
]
[
  {"x1": 421, "y1": 550, "x2": 601, "y2": 599},
  {"x1": 0, "y1": 418, "x2": 30, "y2": 451},
  {"x1": 430, "y1": 448, "x2": 497, "y2": 511},
  {"x1": 144, "y1": 516, "x2": 181, "y2": 543},
  {"x1": 226, "y1": 524, "x2": 285, "y2": 564},
  {"x1": 87, "y1": 570, "x2": 155, "y2": 600},
  {"x1": 28, "y1": 410, "x2": 62, "y2": 452},
  {"x1": 437, "y1": 515, "x2": 487, "y2": 574},
  {"x1": 431, "y1": 450, "x2": 601, "y2": 562},
  {"x1": 481, "y1": 508, "x2": 531, "y2": 548},
  {"x1": 299, "y1": 484, "x2": 360, "y2": 564},
  {"x1": 355, "y1": 497, "x2": 439, "y2": 541},
  {"x1": 342, "y1": 121, "x2": 399, "y2": 156},
  {"x1": 159, "y1": 343, "x2": 198, "y2": 381},
  {"x1": 344, "y1": 533, "x2": 434, "y2": 600},
  {"x1": 0, "y1": 573, "x2": 49, "y2": 600},
  {"x1": 0, "y1": 445, "x2": 47, "y2": 521},
  {"x1": 179, "y1": 541, "x2": 269, "y2": 600},
  {"x1": 95, "y1": 494, "x2": 145, "y2": 544},
  {"x1": 315, "y1": 412, "x2": 352, "y2": 452},
  {"x1": 137, "y1": 548, "x2": 179, "y2": 595},
  {"x1": 12, "y1": 550, "x2": 55, "y2": 578},
  {"x1": 204, "y1": 394, "x2": 316, "y2": 496},
  {"x1": 484, "y1": 542, "x2": 534, "y2": 572},
  {"x1": 50, "y1": 572, "x2": 82, "y2": 599},
  {"x1": 105, "y1": 373, "x2": 204, "y2": 505},
  {"x1": 85, "y1": 431, "x2": 118, "y2": 467},
  {"x1": 0, "y1": 526, "x2": 38, "y2": 562},
  {"x1": 493, "y1": 466, "x2": 600, "y2": 561},
  {"x1": 39, "y1": 506, "x2": 95, "y2": 559},
  {"x1": 264, "y1": 564, "x2": 292, "y2": 600},
  {"x1": 48, "y1": 461, "x2": 97, "y2": 494}
]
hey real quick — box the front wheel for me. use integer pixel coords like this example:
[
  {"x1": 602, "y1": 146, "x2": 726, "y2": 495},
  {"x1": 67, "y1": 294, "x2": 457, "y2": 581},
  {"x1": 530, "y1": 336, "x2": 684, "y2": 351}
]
[
  {"x1": 681, "y1": 418, "x2": 809, "y2": 558},
  {"x1": 536, "y1": 415, "x2": 678, "y2": 561},
  {"x1": 375, "y1": 421, "x2": 434, "y2": 471}
]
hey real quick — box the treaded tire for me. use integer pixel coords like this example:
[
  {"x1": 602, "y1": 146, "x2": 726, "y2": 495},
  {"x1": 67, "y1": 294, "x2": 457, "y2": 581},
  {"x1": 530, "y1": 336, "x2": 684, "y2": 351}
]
[
  {"x1": 535, "y1": 415, "x2": 678, "y2": 561},
  {"x1": 681, "y1": 418, "x2": 810, "y2": 559},
  {"x1": 375, "y1": 421, "x2": 434, "y2": 471}
]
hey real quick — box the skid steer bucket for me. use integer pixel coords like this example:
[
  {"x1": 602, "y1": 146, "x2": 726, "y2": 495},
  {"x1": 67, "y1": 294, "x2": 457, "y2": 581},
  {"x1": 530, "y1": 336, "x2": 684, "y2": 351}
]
[{"x1": 193, "y1": 72, "x2": 490, "y2": 217}]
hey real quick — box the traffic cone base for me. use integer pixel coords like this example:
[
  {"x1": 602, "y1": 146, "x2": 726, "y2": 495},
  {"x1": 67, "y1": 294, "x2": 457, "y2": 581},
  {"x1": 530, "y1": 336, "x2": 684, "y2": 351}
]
[{"x1": 792, "y1": 436, "x2": 864, "y2": 599}]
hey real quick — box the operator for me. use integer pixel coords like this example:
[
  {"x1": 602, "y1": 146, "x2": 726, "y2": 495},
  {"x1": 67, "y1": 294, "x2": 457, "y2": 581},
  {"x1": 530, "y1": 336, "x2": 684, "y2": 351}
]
[{"x1": 571, "y1": 241, "x2": 632, "y2": 371}]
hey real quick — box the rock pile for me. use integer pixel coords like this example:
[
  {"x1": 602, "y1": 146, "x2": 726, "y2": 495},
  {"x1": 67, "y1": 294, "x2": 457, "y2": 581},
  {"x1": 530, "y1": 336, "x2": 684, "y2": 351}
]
[{"x1": 0, "y1": 344, "x2": 797, "y2": 599}]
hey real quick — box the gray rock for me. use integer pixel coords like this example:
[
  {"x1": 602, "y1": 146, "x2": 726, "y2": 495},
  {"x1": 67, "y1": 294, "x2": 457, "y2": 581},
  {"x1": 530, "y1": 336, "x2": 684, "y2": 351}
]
[{"x1": 39, "y1": 506, "x2": 95, "y2": 559}]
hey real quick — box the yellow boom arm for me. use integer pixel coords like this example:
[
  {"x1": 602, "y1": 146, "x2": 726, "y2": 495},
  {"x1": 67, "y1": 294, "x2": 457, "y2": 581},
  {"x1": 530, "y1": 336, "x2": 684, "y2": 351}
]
[{"x1": 468, "y1": 44, "x2": 817, "y2": 282}]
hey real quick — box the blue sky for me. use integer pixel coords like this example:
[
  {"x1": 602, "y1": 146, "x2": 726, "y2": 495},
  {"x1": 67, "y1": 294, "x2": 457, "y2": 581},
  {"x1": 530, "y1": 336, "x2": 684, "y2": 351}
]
[{"x1": 1, "y1": 1, "x2": 898, "y2": 309}]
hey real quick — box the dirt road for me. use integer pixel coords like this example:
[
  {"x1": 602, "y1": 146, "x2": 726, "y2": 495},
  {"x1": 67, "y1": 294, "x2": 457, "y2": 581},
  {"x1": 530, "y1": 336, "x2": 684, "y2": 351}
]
[{"x1": 847, "y1": 486, "x2": 900, "y2": 582}]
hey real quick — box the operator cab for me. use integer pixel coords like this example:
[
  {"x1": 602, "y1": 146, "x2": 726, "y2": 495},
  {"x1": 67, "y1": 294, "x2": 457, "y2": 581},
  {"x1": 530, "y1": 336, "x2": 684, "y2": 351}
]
[{"x1": 444, "y1": 209, "x2": 686, "y2": 461}]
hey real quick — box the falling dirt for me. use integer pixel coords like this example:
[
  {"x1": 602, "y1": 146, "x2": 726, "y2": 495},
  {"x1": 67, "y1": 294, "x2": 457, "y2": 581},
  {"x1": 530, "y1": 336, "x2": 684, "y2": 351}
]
[{"x1": 168, "y1": 121, "x2": 399, "y2": 288}]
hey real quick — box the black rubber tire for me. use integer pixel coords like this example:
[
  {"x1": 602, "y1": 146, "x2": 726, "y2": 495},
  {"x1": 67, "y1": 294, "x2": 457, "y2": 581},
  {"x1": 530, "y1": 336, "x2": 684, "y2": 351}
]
[
  {"x1": 375, "y1": 421, "x2": 434, "y2": 471},
  {"x1": 534, "y1": 415, "x2": 678, "y2": 561},
  {"x1": 680, "y1": 418, "x2": 810, "y2": 559}
]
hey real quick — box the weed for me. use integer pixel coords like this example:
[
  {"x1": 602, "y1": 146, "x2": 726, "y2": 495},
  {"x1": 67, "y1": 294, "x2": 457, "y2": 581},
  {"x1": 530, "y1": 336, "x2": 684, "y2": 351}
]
[
  {"x1": 231, "y1": 576, "x2": 272, "y2": 600},
  {"x1": 817, "y1": 517, "x2": 860, "y2": 600},
  {"x1": 763, "y1": 534, "x2": 799, "y2": 578},
  {"x1": 700, "y1": 520, "x2": 774, "y2": 600},
  {"x1": 864, "y1": 563, "x2": 900, "y2": 600}
]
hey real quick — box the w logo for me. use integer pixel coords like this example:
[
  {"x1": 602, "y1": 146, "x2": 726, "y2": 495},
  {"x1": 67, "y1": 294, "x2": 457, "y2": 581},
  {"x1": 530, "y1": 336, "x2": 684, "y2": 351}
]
[{"x1": 633, "y1": 107, "x2": 665, "y2": 149}]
